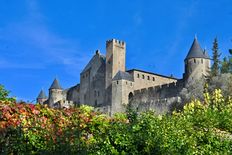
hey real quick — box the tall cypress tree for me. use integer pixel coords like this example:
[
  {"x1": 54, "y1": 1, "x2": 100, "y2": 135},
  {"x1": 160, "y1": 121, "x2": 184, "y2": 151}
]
[{"x1": 211, "y1": 37, "x2": 221, "y2": 77}]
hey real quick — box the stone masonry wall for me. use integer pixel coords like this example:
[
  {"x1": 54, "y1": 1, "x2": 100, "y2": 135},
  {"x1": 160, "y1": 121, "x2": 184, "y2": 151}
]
[
  {"x1": 130, "y1": 80, "x2": 184, "y2": 114},
  {"x1": 128, "y1": 70, "x2": 177, "y2": 90}
]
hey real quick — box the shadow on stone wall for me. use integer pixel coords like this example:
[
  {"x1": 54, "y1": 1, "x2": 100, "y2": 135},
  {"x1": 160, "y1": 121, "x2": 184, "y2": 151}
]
[{"x1": 130, "y1": 80, "x2": 185, "y2": 114}]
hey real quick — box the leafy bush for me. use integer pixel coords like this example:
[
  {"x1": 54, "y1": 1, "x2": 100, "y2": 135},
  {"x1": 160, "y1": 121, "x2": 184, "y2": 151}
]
[{"x1": 0, "y1": 89, "x2": 232, "y2": 154}]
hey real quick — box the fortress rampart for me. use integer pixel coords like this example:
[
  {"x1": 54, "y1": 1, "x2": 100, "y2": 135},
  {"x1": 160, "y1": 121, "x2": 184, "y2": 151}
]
[{"x1": 130, "y1": 80, "x2": 184, "y2": 114}]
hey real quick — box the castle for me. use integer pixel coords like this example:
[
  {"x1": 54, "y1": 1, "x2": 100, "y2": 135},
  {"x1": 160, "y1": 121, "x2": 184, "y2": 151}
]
[{"x1": 37, "y1": 37, "x2": 210, "y2": 115}]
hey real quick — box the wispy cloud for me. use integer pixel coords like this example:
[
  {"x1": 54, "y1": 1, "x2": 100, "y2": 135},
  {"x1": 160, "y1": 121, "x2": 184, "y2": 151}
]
[{"x1": 0, "y1": 0, "x2": 90, "y2": 76}]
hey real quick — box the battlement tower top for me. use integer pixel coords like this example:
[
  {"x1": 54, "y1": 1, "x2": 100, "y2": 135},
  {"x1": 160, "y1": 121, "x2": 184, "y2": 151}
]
[{"x1": 106, "y1": 39, "x2": 126, "y2": 47}]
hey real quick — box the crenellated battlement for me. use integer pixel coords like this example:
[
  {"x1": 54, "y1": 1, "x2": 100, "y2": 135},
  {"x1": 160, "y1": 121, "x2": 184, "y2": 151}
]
[
  {"x1": 106, "y1": 39, "x2": 126, "y2": 47},
  {"x1": 133, "y1": 81, "x2": 184, "y2": 97}
]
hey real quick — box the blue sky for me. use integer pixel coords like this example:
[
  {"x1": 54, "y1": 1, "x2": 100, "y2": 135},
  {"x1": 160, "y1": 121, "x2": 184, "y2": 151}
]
[{"x1": 0, "y1": 0, "x2": 231, "y2": 102}]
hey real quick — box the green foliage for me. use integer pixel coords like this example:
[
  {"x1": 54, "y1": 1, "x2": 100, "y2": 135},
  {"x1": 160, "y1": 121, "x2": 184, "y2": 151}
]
[
  {"x1": 221, "y1": 48, "x2": 232, "y2": 74},
  {"x1": 1, "y1": 89, "x2": 232, "y2": 154},
  {"x1": 211, "y1": 37, "x2": 221, "y2": 77},
  {"x1": 126, "y1": 103, "x2": 138, "y2": 124},
  {"x1": 221, "y1": 57, "x2": 230, "y2": 73},
  {"x1": 0, "y1": 84, "x2": 15, "y2": 102}
]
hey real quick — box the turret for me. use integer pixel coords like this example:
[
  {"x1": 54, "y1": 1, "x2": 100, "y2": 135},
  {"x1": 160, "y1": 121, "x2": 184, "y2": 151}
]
[
  {"x1": 36, "y1": 89, "x2": 47, "y2": 104},
  {"x1": 183, "y1": 37, "x2": 210, "y2": 83},
  {"x1": 48, "y1": 78, "x2": 63, "y2": 107}
]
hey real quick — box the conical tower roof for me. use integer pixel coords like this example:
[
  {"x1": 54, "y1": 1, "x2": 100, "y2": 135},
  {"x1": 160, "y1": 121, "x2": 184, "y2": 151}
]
[
  {"x1": 49, "y1": 78, "x2": 62, "y2": 90},
  {"x1": 185, "y1": 37, "x2": 210, "y2": 60},
  {"x1": 203, "y1": 48, "x2": 210, "y2": 59},
  {"x1": 37, "y1": 90, "x2": 47, "y2": 99}
]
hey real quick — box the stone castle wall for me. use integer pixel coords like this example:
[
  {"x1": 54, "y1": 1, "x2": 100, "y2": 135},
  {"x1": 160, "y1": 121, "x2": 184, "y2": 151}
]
[
  {"x1": 80, "y1": 53, "x2": 106, "y2": 107},
  {"x1": 130, "y1": 80, "x2": 184, "y2": 114},
  {"x1": 128, "y1": 69, "x2": 177, "y2": 90}
]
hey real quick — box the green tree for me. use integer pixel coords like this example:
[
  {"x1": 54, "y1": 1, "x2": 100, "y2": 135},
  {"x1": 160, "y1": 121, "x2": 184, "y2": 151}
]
[
  {"x1": 221, "y1": 48, "x2": 232, "y2": 74},
  {"x1": 221, "y1": 57, "x2": 230, "y2": 73},
  {"x1": 0, "y1": 84, "x2": 15, "y2": 102},
  {"x1": 211, "y1": 38, "x2": 221, "y2": 77}
]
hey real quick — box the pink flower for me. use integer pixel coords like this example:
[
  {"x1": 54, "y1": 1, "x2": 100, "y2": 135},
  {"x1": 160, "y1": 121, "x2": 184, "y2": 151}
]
[{"x1": 29, "y1": 104, "x2": 35, "y2": 110}]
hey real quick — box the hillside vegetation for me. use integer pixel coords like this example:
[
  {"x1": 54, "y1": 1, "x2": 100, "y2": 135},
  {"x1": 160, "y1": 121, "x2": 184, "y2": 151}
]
[{"x1": 0, "y1": 88, "x2": 232, "y2": 154}]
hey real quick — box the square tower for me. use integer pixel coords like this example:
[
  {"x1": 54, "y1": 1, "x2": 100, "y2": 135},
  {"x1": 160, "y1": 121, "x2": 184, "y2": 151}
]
[
  {"x1": 105, "y1": 39, "x2": 126, "y2": 89},
  {"x1": 105, "y1": 39, "x2": 126, "y2": 105}
]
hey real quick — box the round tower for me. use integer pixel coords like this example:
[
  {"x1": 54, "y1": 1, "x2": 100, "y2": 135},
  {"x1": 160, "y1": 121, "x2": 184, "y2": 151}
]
[
  {"x1": 48, "y1": 78, "x2": 63, "y2": 107},
  {"x1": 36, "y1": 89, "x2": 47, "y2": 104},
  {"x1": 184, "y1": 37, "x2": 210, "y2": 83}
]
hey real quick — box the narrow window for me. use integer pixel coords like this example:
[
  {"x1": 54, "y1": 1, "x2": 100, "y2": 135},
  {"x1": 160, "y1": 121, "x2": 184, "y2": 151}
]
[
  {"x1": 142, "y1": 75, "x2": 145, "y2": 79},
  {"x1": 153, "y1": 77, "x2": 155, "y2": 81},
  {"x1": 147, "y1": 76, "x2": 150, "y2": 80},
  {"x1": 194, "y1": 59, "x2": 196, "y2": 63},
  {"x1": 137, "y1": 74, "x2": 140, "y2": 78},
  {"x1": 128, "y1": 92, "x2": 133, "y2": 101},
  {"x1": 94, "y1": 91, "x2": 97, "y2": 97},
  {"x1": 98, "y1": 91, "x2": 100, "y2": 97},
  {"x1": 95, "y1": 100, "x2": 97, "y2": 106},
  {"x1": 201, "y1": 59, "x2": 203, "y2": 64},
  {"x1": 117, "y1": 81, "x2": 119, "y2": 84},
  {"x1": 126, "y1": 81, "x2": 127, "y2": 85}
]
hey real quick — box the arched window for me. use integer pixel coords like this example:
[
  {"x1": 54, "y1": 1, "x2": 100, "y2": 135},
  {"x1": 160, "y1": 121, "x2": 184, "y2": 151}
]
[
  {"x1": 194, "y1": 59, "x2": 196, "y2": 63},
  {"x1": 128, "y1": 92, "x2": 134, "y2": 101}
]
